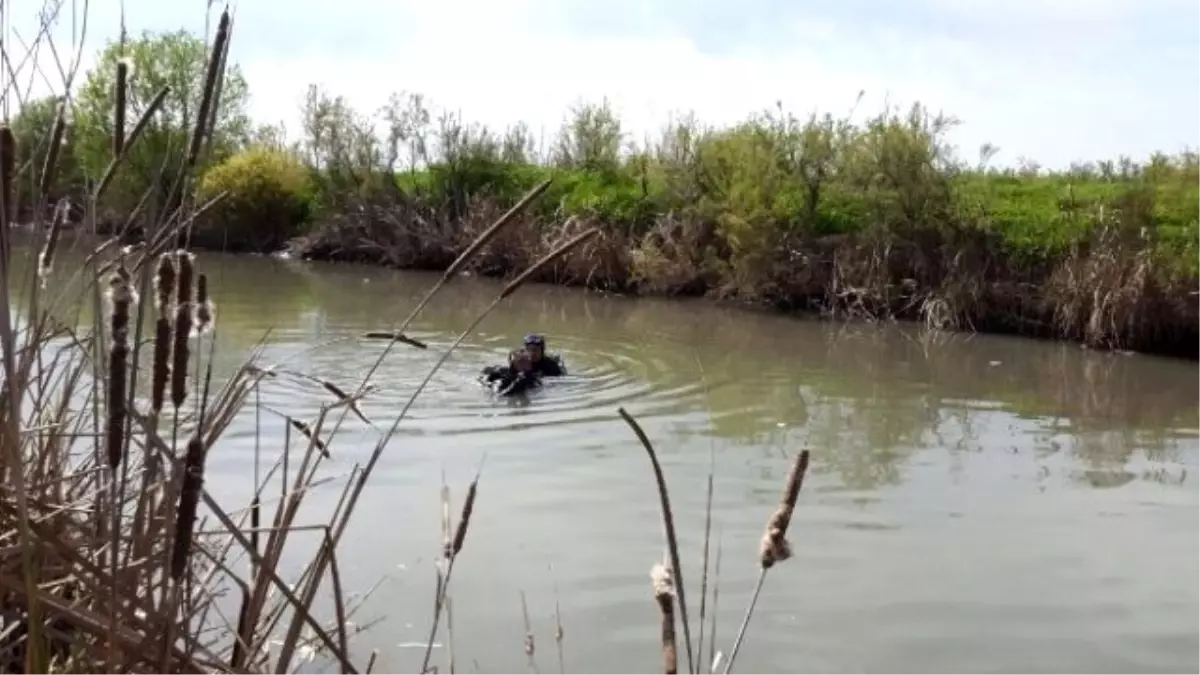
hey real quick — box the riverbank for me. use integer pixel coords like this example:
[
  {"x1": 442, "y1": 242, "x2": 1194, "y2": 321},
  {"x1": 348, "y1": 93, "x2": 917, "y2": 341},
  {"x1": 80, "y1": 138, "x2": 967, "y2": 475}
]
[
  {"x1": 12, "y1": 26, "x2": 1197, "y2": 359},
  {"x1": 279, "y1": 170, "x2": 1199, "y2": 360}
]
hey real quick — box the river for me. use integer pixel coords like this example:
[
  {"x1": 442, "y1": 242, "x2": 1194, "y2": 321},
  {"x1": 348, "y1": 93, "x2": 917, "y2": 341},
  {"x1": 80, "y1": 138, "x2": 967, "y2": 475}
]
[{"x1": 14, "y1": 241, "x2": 1200, "y2": 673}]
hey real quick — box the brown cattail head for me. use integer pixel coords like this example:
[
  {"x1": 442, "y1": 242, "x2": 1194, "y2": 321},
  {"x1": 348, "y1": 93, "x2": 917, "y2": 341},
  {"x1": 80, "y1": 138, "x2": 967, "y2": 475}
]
[
  {"x1": 39, "y1": 102, "x2": 68, "y2": 199},
  {"x1": 154, "y1": 252, "x2": 177, "y2": 317},
  {"x1": 175, "y1": 249, "x2": 195, "y2": 306},
  {"x1": 105, "y1": 264, "x2": 135, "y2": 471},
  {"x1": 170, "y1": 250, "x2": 196, "y2": 409},
  {"x1": 759, "y1": 450, "x2": 810, "y2": 569},
  {"x1": 170, "y1": 433, "x2": 207, "y2": 582},
  {"x1": 195, "y1": 273, "x2": 214, "y2": 334},
  {"x1": 188, "y1": 9, "x2": 230, "y2": 167},
  {"x1": 287, "y1": 417, "x2": 329, "y2": 459},
  {"x1": 113, "y1": 60, "x2": 128, "y2": 157},
  {"x1": 650, "y1": 562, "x2": 678, "y2": 675},
  {"x1": 151, "y1": 317, "x2": 172, "y2": 414},
  {"x1": 450, "y1": 480, "x2": 477, "y2": 557},
  {"x1": 0, "y1": 125, "x2": 15, "y2": 228},
  {"x1": 38, "y1": 199, "x2": 68, "y2": 282}
]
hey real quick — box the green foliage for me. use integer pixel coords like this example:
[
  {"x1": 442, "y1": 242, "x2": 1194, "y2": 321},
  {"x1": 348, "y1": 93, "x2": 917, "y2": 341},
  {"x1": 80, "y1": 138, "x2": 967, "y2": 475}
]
[
  {"x1": 194, "y1": 146, "x2": 313, "y2": 252},
  {"x1": 73, "y1": 29, "x2": 250, "y2": 212}
]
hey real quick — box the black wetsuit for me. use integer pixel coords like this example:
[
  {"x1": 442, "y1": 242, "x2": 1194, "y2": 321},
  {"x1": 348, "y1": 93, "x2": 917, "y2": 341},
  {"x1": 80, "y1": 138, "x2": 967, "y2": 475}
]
[
  {"x1": 481, "y1": 365, "x2": 542, "y2": 396},
  {"x1": 531, "y1": 354, "x2": 566, "y2": 377}
]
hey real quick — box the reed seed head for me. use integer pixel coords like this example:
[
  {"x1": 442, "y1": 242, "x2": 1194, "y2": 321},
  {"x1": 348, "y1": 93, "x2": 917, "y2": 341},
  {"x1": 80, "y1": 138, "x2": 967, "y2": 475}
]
[
  {"x1": 155, "y1": 251, "x2": 177, "y2": 316},
  {"x1": 105, "y1": 264, "x2": 134, "y2": 471},
  {"x1": 758, "y1": 449, "x2": 809, "y2": 569},
  {"x1": 0, "y1": 125, "x2": 15, "y2": 226},
  {"x1": 39, "y1": 102, "x2": 68, "y2": 199},
  {"x1": 151, "y1": 317, "x2": 172, "y2": 414},
  {"x1": 114, "y1": 59, "x2": 128, "y2": 157},
  {"x1": 37, "y1": 199, "x2": 68, "y2": 283},
  {"x1": 650, "y1": 562, "x2": 678, "y2": 675},
  {"x1": 170, "y1": 434, "x2": 208, "y2": 582},
  {"x1": 175, "y1": 249, "x2": 195, "y2": 306},
  {"x1": 450, "y1": 480, "x2": 477, "y2": 557},
  {"x1": 195, "y1": 273, "x2": 214, "y2": 334},
  {"x1": 170, "y1": 250, "x2": 196, "y2": 409}
]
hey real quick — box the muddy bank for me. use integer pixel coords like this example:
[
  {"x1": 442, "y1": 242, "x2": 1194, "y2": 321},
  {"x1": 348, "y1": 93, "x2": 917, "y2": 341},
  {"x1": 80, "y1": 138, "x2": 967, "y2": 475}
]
[{"x1": 281, "y1": 206, "x2": 1199, "y2": 361}]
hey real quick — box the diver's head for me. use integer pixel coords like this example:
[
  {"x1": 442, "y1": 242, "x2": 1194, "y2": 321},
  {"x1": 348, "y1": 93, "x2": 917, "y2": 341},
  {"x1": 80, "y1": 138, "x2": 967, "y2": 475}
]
[
  {"x1": 512, "y1": 348, "x2": 534, "y2": 373},
  {"x1": 523, "y1": 334, "x2": 546, "y2": 361}
]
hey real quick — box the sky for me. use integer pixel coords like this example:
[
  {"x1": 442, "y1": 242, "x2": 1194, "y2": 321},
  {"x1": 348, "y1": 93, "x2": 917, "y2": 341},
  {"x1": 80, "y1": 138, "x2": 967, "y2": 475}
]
[{"x1": 10, "y1": 0, "x2": 1200, "y2": 169}]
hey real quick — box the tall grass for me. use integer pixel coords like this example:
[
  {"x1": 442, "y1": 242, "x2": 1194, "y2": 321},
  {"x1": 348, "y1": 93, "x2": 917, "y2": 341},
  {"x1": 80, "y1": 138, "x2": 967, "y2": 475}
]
[{"x1": 0, "y1": 6, "x2": 819, "y2": 673}]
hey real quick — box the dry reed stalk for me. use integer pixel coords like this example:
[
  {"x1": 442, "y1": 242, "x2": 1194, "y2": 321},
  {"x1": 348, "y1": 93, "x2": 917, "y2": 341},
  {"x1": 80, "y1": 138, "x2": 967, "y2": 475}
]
[
  {"x1": 552, "y1": 568, "x2": 565, "y2": 674},
  {"x1": 520, "y1": 590, "x2": 537, "y2": 673},
  {"x1": 708, "y1": 535, "x2": 723, "y2": 674},
  {"x1": 723, "y1": 450, "x2": 810, "y2": 674},
  {"x1": 618, "y1": 407, "x2": 696, "y2": 675},
  {"x1": 419, "y1": 471, "x2": 480, "y2": 673},
  {"x1": 94, "y1": 85, "x2": 170, "y2": 201},
  {"x1": 652, "y1": 563, "x2": 679, "y2": 675}
]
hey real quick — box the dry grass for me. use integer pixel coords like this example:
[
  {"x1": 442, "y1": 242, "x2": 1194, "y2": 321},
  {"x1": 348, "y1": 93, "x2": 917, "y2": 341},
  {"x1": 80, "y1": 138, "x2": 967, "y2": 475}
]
[{"x1": 0, "y1": 5, "x2": 818, "y2": 674}]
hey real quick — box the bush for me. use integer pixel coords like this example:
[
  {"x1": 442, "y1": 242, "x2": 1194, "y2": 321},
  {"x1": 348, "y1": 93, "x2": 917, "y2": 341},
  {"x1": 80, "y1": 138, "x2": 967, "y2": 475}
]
[{"x1": 194, "y1": 146, "x2": 314, "y2": 252}]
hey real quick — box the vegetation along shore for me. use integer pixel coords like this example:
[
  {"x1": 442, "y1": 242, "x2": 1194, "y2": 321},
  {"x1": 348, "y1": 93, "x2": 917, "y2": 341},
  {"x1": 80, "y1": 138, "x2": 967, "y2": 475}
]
[{"x1": 13, "y1": 28, "x2": 1198, "y2": 359}]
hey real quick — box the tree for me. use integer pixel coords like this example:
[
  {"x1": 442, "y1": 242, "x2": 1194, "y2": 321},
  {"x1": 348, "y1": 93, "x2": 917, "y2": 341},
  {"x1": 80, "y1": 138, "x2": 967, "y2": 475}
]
[{"x1": 73, "y1": 29, "x2": 251, "y2": 211}]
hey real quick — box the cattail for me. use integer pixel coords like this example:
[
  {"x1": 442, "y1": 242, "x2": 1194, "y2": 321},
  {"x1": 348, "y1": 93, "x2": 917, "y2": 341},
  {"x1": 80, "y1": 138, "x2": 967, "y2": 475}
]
[
  {"x1": 37, "y1": 199, "x2": 67, "y2": 283},
  {"x1": 170, "y1": 434, "x2": 207, "y2": 581},
  {"x1": 650, "y1": 563, "x2": 678, "y2": 675},
  {"x1": 170, "y1": 251, "x2": 195, "y2": 409},
  {"x1": 39, "y1": 101, "x2": 67, "y2": 199},
  {"x1": 759, "y1": 450, "x2": 809, "y2": 569},
  {"x1": 96, "y1": 85, "x2": 169, "y2": 201},
  {"x1": 151, "y1": 318, "x2": 172, "y2": 414},
  {"x1": 105, "y1": 264, "x2": 135, "y2": 471},
  {"x1": 113, "y1": 60, "x2": 128, "y2": 158},
  {"x1": 188, "y1": 10, "x2": 230, "y2": 168},
  {"x1": 154, "y1": 252, "x2": 177, "y2": 316},
  {"x1": 450, "y1": 479, "x2": 477, "y2": 557},
  {"x1": 0, "y1": 125, "x2": 15, "y2": 231},
  {"x1": 287, "y1": 417, "x2": 329, "y2": 459},
  {"x1": 195, "y1": 273, "x2": 214, "y2": 334},
  {"x1": 320, "y1": 378, "x2": 370, "y2": 425}
]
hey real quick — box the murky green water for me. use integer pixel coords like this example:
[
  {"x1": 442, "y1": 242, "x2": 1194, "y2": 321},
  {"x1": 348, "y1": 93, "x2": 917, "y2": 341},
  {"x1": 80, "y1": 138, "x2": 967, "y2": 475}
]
[{"x1": 12, "y1": 238, "x2": 1200, "y2": 673}]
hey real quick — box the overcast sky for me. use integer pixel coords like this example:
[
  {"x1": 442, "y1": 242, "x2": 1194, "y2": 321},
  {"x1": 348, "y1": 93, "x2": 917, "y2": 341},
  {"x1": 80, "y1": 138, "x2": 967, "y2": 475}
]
[{"x1": 14, "y1": 0, "x2": 1200, "y2": 169}]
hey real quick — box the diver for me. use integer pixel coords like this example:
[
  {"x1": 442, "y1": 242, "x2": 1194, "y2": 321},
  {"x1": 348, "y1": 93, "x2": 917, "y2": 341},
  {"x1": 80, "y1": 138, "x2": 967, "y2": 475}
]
[
  {"x1": 481, "y1": 348, "x2": 543, "y2": 397},
  {"x1": 519, "y1": 334, "x2": 566, "y2": 377}
]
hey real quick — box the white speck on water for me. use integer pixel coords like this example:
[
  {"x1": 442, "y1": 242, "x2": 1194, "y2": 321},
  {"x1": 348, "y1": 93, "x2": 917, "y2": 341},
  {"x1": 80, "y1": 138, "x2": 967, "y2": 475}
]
[{"x1": 989, "y1": 360, "x2": 1002, "y2": 366}]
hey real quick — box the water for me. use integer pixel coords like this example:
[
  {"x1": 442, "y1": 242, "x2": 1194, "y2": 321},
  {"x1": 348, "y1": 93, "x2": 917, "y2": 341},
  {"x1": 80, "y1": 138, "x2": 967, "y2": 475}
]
[{"x1": 13, "y1": 240, "x2": 1200, "y2": 673}]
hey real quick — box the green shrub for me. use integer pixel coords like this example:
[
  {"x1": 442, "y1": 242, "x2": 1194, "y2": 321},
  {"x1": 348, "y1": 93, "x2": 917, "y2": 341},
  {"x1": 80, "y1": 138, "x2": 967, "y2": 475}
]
[{"x1": 195, "y1": 146, "x2": 314, "y2": 252}]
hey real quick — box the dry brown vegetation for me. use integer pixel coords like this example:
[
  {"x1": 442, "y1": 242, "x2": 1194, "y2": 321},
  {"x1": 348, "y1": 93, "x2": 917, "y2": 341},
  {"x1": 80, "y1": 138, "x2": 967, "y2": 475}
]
[{"x1": 0, "y1": 7, "x2": 815, "y2": 673}]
